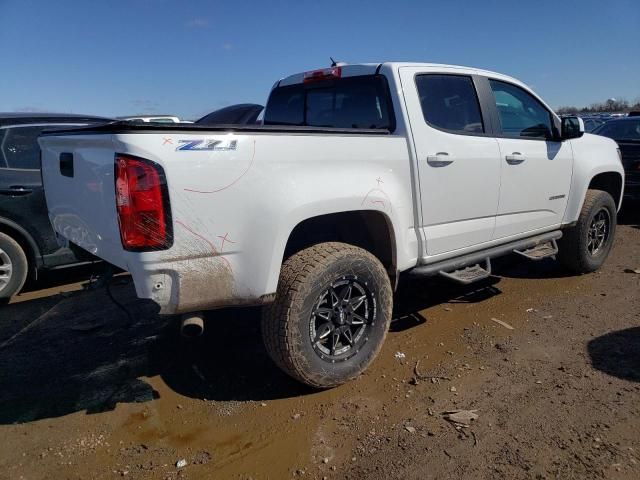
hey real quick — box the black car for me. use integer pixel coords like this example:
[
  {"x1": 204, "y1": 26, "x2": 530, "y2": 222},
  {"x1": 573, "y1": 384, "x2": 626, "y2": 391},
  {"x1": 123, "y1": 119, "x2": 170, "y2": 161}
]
[
  {"x1": 592, "y1": 117, "x2": 640, "y2": 200},
  {"x1": 0, "y1": 113, "x2": 111, "y2": 300},
  {"x1": 581, "y1": 116, "x2": 607, "y2": 133},
  {"x1": 196, "y1": 103, "x2": 264, "y2": 125}
]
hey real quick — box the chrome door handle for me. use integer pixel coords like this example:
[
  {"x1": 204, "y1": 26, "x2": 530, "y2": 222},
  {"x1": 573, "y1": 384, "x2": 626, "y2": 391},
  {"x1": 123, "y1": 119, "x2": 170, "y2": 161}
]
[
  {"x1": 505, "y1": 152, "x2": 526, "y2": 165},
  {"x1": 0, "y1": 186, "x2": 33, "y2": 196},
  {"x1": 426, "y1": 152, "x2": 454, "y2": 167}
]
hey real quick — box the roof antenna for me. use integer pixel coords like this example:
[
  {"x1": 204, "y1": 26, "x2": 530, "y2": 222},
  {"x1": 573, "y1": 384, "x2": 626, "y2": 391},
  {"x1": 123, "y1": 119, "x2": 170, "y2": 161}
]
[{"x1": 330, "y1": 57, "x2": 339, "y2": 67}]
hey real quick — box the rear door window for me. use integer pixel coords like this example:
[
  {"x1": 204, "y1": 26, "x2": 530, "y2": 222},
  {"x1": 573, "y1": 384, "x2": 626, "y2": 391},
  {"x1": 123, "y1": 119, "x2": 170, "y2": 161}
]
[
  {"x1": 415, "y1": 74, "x2": 485, "y2": 134},
  {"x1": 0, "y1": 130, "x2": 7, "y2": 168},
  {"x1": 1, "y1": 126, "x2": 44, "y2": 169},
  {"x1": 264, "y1": 75, "x2": 394, "y2": 130},
  {"x1": 1, "y1": 125, "x2": 88, "y2": 170},
  {"x1": 489, "y1": 80, "x2": 553, "y2": 139}
]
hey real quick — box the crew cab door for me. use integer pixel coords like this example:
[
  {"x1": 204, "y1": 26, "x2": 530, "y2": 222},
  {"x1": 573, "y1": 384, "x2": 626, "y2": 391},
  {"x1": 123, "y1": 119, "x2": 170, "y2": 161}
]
[
  {"x1": 484, "y1": 79, "x2": 573, "y2": 239},
  {"x1": 399, "y1": 67, "x2": 501, "y2": 256}
]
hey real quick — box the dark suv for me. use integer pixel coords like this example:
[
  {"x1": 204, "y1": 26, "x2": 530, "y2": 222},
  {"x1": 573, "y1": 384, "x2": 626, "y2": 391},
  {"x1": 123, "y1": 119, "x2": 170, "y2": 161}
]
[
  {"x1": 593, "y1": 117, "x2": 640, "y2": 201},
  {"x1": 0, "y1": 113, "x2": 111, "y2": 300}
]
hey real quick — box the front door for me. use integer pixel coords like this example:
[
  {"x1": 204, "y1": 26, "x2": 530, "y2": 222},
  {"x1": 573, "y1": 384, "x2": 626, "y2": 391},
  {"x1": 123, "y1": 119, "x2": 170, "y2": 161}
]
[
  {"x1": 485, "y1": 79, "x2": 573, "y2": 239},
  {"x1": 399, "y1": 67, "x2": 501, "y2": 257}
]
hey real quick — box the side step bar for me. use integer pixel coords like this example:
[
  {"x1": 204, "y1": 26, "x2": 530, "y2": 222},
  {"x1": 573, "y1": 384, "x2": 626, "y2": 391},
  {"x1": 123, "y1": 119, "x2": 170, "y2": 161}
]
[
  {"x1": 439, "y1": 259, "x2": 492, "y2": 285},
  {"x1": 513, "y1": 239, "x2": 558, "y2": 261},
  {"x1": 408, "y1": 231, "x2": 563, "y2": 279}
]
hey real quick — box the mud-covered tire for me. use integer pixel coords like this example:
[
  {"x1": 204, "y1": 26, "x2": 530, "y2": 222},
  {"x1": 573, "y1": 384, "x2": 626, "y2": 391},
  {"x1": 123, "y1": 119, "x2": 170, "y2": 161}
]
[
  {"x1": 261, "y1": 242, "x2": 393, "y2": 388},
  {"x1": 0, "y1": 232, "x2": 29, "y2": 301},
  {"x1": 558, "y1": 189, "x2": 617, "y2": 274}
]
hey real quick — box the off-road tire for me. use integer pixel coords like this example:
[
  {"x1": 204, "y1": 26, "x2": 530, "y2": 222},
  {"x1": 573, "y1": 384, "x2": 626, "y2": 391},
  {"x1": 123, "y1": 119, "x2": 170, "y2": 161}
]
[
  {"x1": 261, "y1": 242, "x2": 393, "y2": 388},
  {"x1": 0, "y1": 232, "x2": 29, "y2": 301},
  {"x1": 558, "y1": 189, "x2": 617, "y2": 274}
]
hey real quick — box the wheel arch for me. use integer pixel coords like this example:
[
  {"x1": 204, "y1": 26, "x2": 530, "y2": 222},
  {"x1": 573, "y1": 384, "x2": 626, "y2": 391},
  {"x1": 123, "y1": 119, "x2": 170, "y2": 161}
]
[
  {"x1": 588, "y1": 172, "x2": 624, "y2": 210},
  {"x1": 0, "y1": 217, "x2": 41, "y2": 277},
  {"x1": 282, "y1": 210, "x2": 398, "y2": 285}
]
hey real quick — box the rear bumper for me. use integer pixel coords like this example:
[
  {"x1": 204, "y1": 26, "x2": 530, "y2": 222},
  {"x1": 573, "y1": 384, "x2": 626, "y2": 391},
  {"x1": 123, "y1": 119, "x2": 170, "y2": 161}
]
[{"x1": 128, "y1": 253, "x2": 266, "y2": 315}]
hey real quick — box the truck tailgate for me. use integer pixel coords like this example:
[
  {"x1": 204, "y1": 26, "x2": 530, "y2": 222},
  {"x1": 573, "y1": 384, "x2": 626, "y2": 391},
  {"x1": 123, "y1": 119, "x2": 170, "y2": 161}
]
[{"x1": 38, "y1": 134, "x2": 127, "y2": 269}]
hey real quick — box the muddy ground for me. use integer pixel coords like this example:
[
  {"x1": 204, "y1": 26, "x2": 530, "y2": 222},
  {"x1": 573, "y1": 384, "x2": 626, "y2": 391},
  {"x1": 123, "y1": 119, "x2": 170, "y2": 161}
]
[{"x1": 0, "y1": 208, "x2": 639, "y2": 480}]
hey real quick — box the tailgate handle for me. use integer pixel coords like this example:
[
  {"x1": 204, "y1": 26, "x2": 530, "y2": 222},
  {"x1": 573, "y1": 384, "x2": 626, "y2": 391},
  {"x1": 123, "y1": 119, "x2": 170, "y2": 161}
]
[{"x1": 59, "y1": 152, "x2": 74, "y2": 177}]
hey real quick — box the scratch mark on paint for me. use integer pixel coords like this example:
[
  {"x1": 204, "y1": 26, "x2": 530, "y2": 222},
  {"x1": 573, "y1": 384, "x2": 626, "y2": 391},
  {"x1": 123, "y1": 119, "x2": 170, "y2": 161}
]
[
  {"x1": 163, "y1": 137, "x2": 173, "y2": 145},
  {"x1": 176, "y1": 220, "x2": 231, "y2": 269},
  {"x1": 184, "y1": 139, "x2": 256, "y2": 194},
  {"x1": 376, "y1": 176, "x2": 384, "y2": 187},
  {"x1": 361, "y1": 187, "x2": 393, "y2": 213},
  {"x1": 217, "y1": 232, "x2": 235, "y2": 252}
]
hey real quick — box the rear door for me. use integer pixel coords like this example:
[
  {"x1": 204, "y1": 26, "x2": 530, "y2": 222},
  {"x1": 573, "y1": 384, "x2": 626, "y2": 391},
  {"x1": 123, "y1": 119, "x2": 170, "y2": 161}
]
[
  {"x1": 0, "y1": 124, "x2": 83, "y2": 266},
  {"x1": 399, "y1": 67, "x2": 501, "y2": 257},
  {"x1": 484, "y1": 79, "x2": 573, "y2": 239}
]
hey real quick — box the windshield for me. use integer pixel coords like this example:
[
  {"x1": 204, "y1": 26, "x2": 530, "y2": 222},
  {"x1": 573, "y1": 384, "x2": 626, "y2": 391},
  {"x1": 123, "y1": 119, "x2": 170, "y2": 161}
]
[
  {"x1": 593, "y1": 119, "x2": 640, "y2": 141},
  {"x1": 264, "y1": 75, "x2": 394, "y2": 130}
]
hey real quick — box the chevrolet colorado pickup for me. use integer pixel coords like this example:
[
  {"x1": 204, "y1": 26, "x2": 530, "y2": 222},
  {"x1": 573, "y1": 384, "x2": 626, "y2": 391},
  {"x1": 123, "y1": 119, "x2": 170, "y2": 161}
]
[{"x1": 39, "y1": 63, "x2": 624, "y2": 388}]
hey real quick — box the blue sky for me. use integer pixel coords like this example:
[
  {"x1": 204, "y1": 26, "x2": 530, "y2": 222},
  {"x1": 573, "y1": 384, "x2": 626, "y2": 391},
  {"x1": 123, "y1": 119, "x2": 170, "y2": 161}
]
[{"x1": 0, "y1": 0, "x2": 638, "y2": 120}]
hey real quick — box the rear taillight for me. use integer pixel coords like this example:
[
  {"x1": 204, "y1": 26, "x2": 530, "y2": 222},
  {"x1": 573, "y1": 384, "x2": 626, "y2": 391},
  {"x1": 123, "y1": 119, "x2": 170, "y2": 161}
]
[
  {"x1": 115, "y1": 154, "x2": 172, "y2": 251},
  {"x1": 303, "y1": 66, "x2": 342, "y2": 83}
]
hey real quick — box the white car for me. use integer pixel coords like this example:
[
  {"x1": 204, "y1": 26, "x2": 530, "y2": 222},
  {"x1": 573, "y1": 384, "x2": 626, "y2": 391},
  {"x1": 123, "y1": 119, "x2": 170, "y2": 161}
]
[
  {"x1": 118, "y1": 115, "x2": 183, "y2": 124},
  {"x1": 39, "y1": 62, "x2": 624, "y2": 388}
]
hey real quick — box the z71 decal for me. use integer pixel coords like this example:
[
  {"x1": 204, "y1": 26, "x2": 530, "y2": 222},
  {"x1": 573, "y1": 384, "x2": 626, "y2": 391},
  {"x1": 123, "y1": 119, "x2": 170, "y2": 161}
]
[{"x1": 176, "y1": 139, "x2": 237, "y2": 152}]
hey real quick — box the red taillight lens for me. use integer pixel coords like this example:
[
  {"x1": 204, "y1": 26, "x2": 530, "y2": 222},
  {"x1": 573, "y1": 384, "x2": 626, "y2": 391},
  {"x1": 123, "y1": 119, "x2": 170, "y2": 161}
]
[
  {"x1": 303, "y1": 66, "x2": 342, "y2": 83},
  {"x1": 115, "y1": 154, "x2": 172, "y2": 251}
]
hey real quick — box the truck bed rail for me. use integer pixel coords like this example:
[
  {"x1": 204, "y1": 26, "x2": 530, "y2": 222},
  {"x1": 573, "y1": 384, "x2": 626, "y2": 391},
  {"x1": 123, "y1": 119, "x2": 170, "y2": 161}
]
[{"x1": 40, "y1": 121, "x2": 392, "y2": 137}]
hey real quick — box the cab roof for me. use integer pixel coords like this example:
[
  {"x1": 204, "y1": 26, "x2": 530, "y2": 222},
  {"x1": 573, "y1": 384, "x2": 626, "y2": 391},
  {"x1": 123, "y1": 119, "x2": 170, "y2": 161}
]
[{"x1": 277, "y1": 62, "x2": 525, "y2": 89}]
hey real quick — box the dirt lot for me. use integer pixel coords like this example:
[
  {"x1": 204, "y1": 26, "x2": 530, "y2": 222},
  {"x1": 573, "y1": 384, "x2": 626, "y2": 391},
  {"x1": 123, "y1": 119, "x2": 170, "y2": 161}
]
[{"x1": 0, "y1": 208, "x2": 639, "y2": 480}]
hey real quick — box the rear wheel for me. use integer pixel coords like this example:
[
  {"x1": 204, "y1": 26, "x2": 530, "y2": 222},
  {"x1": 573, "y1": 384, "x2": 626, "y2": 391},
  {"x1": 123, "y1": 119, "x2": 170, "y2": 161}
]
[
  {"x1": 261, "y1": 242, "x2": 393, "y2": 388},
  {"x1": 0, "y1": 232, "x2": 29, "y2": 301},
  {"x1": 558, "y1": 189, "x2": 617, "y2": 273}
]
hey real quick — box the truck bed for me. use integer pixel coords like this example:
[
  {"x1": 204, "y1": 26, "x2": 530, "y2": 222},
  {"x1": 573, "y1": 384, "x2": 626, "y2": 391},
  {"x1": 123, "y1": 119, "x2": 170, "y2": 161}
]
[{"x1": 38, "y1": 123, "x2": 415, "y2": 314}]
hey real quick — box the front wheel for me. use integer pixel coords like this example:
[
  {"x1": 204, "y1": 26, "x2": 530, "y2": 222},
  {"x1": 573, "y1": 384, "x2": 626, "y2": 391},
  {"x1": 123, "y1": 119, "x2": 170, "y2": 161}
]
[
  {"x1": 558, "y1": 189, "x2": 617, "y2": 274},
  {"x1": 261, "y1": 242, "x2": 393, "y2": 388}
]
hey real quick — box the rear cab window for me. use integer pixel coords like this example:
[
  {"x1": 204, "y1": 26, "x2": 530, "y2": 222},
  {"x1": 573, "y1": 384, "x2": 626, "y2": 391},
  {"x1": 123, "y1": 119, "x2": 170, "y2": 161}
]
[
  {"x1": 264, "y1": 75, "x2": 395, "y2": 131},
  {"x1": 415, "y1": 74, "x2": 485, "y2": 134}
]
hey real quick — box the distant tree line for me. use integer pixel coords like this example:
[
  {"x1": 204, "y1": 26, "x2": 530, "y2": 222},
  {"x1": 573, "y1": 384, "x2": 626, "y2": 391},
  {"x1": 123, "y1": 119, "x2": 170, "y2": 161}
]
[{"x1": 556, "y1": 97, "x2": 640, "y2": 115}]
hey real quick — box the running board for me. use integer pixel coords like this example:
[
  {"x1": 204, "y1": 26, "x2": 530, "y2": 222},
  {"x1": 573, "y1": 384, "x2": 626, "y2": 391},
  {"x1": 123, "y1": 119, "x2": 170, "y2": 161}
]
[
  {"x1": 408, "y1": 230, "x2": 563, "y2": 279},
  {"x1": 513, "y1": 239, "x2": 558, "y2": 261},
  {"x1": 439, "y1": 259, "x2": 491, "y2": 285}
]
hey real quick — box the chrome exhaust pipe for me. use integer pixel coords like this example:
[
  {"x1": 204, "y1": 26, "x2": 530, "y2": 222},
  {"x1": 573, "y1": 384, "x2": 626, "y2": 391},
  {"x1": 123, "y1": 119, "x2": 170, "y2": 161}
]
[{"x1": 180, "y1": 312, "x2": 204, "y2": 338}]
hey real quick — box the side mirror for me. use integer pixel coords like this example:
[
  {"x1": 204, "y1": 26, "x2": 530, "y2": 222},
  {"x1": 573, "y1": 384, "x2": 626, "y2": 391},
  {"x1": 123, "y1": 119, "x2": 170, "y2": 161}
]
[{"x1": 561, "y1": 116, "x2": 585, "y2": 140}]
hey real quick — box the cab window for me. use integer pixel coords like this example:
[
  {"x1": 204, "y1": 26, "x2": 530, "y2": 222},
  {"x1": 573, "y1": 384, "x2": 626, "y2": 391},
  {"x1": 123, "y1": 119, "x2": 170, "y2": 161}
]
[
  {"x1": 415, "y1": 74, "x2": 485, "y2": 134},
  {"x1": 264, "y1": 75, "x2": 394, "y2": 130},
  {"x1": 489, "y1": 80, "x2": 553, "y2": 139}
]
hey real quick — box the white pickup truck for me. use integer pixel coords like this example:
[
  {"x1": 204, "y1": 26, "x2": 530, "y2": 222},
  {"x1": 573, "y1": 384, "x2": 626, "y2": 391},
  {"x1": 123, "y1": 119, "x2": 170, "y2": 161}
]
[{"x1": 39, "y1": 63, "x2": 624, "y2": 388}]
